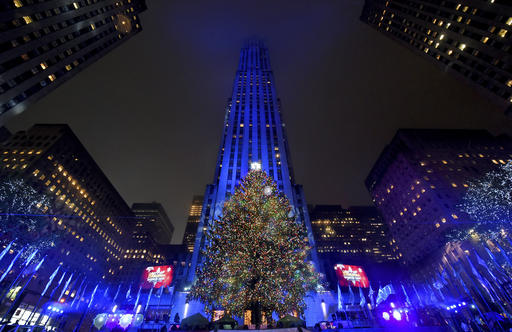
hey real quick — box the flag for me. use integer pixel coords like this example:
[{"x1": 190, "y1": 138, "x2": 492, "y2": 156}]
[
  {"x1": 88, "y1": 284, "x2": 99, "y2": 308},
  {"x1": 75, "y1": 284, "x2": 88, "y2": 309},
  {"x1": 348, "y1": 283, "x2": 355, "y2": 306},
  {"x1": 24, "y1": 256, "x2": 46, "y2": 276},
  {"x1": 412, "y1": 284, "x2": 423, "y2": 306},
  {"x1": 495, "y1": 242, "x2": 512, "y2": 267},
  {"x1": 401, "y1": 283, "x2": 411, "y2": 307},
  {"x1": 427, "y1": 284, "x2": 438, "y2": 304},
  {"x1": 155, "y1": 286, "x2": 164, "y2": 298},
  {"x1": 376, "y1": 284, "x2": 394, "y2": 306},
  {"x1": 23, "y1": 249, "x2": 38, "y2": 267},
  {"x1": 41, "y1": 265, "x2": 60, "y2": 297},
  {"x1": 126, "y1": 284, "x2": 132, "y2": 299},
  {"x1": 58, "y1": 273, "x2": 73, "y2": 302},
  {"x1": 0, "y1": 247, "x2": 25, "y2": 283},
  {"x1": 0, "y1": 241, "x2": 14, "y2": 262},
  {"x1": 475, "y1": 250, "x2": 498, "y2": 282},
  {"x1": 113, "y1": 284, "x2": 121, "y2": 303},
  {"x1": 144, "y1": 287, "x2": 153, "y2": 312},
  {"x1": 70, "y1": 278, "x2": 86, "y2": 308},
  {"x1": 133, "y1": 286, "x2": 142, "y2": 311},
  {"x1": 368, "y1": 283, "x2": 375, "y2": 308},
  {"x1": 359, "y1": 286, "x2": 366, "y2": 307},
  {"x1": 337, "y1": 284, "x2": 343, "y2": 311}
]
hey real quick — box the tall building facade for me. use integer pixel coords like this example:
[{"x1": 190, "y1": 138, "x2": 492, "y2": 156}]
[
  {"x1": 0, "y1": 0, "x2": 147, "y2": 123},
  {"x1": 182, "y1": 195, "x2": 203, "y2": 253},
  {"x1": 361, "y1": 0, "x2": 512, "y2": 115},
  {"x1": 310, "y1": 205, "x2": 401, "y2": 288},
  {"x1": 365, "y1": 129, "x2": 512, "y2": 271},
  {"x1": 132, "y1": 202, "x2": 174, "y2": 244},
  {"x1": 0, "y1": 124, "x2": 135, "y2": 281},
  {"x1": 188, "y1": 40, "x2": 320, "y2": 282}
]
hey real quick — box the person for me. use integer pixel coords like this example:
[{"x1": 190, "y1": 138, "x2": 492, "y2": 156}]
[{"x1": 174, "y1": 312, "x2": 180, "y2": 324}]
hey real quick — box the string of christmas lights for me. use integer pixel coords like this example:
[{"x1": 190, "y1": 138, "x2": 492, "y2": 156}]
[{"x1": 188, "y1": 170, "x2": 320, "y2": 324}]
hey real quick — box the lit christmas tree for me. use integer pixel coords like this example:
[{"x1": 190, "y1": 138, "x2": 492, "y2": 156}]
[
  {"x1": 188, "y1": 170, "x2": 320, "y2": 326},
  {"x1": 0, "y1": 177, "x2": 57, "y2": 250},
  {"x1": 455, "y1": 162, "x2": 512, "y2": 240}
]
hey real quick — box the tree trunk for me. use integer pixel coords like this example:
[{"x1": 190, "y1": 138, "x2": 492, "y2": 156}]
[{"x1": 251, "y1": 302, "x2": 262, "y2": 329}]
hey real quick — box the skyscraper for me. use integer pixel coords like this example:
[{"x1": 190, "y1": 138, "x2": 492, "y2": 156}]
[
  {"x1": 131, "y1": 202, "x2": 174, "y2": 244},
  {"x1": 361, "y1": 0, "x2": 512, "y2": 115},
  {"x1": 365, "y1": 129, "x2": 512, "y2": 271},
  {"x1": 0, "y1": 124, "x2": 135, "y2": 280},
  {"x1": 310, "y1": 205, "x2": 401, "y2": 288},
  {"x1": 0, "y1": 0, "x2": 147, "y2": 123},
  {"x1": 188, "y1": 40, "x2": 320, "y2": 282},
  {"x1": 182, "y1": 195, "x2": 203, "y2": 253}
]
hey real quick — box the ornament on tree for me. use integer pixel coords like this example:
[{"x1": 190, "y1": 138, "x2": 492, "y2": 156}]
[
  {"x1": 188, "y1": 170, "x2": 320, "y2": 325},
  {"x1": 263, "y1": 186, "x2": 272, "y2": 196}
]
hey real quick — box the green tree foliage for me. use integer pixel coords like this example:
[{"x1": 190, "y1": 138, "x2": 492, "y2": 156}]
[{"x1": 188, "y1": 170, "x2": 320, "y2": 324}]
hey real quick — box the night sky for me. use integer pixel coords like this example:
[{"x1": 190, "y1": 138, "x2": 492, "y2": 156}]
[{"x1": 6, "y1": 0, "x2": 512, "y2": 243}]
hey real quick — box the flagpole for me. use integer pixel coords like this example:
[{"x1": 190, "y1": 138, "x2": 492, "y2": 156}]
[
  {"x1": 25, "y1": 265, "x2": 63, "y2": 326},
  {"x1": 0, "y1": 247, "x2": 31, "y2": 304},
  {"x1": 73, "y1": 284, "x2": 99, "y2": 332},
  {"x1": 32, "y1": 270, "x2": 68, "y2": 330},
  {"x1": 0, "y1": 257, "x2": 46, "y2": 326}
]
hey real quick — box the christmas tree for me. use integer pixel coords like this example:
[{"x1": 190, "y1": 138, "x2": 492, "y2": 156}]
[
  {"x1": 0, "y1": 176, "x2": 57, "y2": 250},
  {"x1": 454, "y1": 162, "x2": 512, "y2": 240},
  {"x1": 188, "y1": 170, "x2": 320, "y2": 326}
]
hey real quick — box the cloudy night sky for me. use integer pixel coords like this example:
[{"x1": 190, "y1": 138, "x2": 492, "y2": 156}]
[{"x1": 6, "y1": 0, "x2": 512, "y2": 243}]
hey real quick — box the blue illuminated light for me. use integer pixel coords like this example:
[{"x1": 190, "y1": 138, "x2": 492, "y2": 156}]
[
  {"x1": 393, "y1": 310, "x2": 402, "y2": 321},
  {"x1": 382, "y1": 312, "x2": 390, "y2": 320}
]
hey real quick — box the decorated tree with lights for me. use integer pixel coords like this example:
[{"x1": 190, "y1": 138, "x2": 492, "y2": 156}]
[
  {"x1": 454, "y1": 162, "x2": 512, "y2": 240},
  {"x1": 188, "y1": 170, "x2": 320, "y2": 326},
  {"x1": 0, "y1": 177, "x2": 57, "y2": 250}
]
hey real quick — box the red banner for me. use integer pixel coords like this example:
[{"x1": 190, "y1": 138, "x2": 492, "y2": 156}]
[
  {"x1": 140, "y1": 266, "x2": 173, "y2": 289},
  {"x1": 334, "y1": 264, "x2": 369, "y2": 288}
]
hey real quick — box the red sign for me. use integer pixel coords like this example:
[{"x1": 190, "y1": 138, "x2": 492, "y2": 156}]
[
  {"x1": 334, "y1": 264, "x2": 369, "y2": 288},
  {"x1": 141, "y1": 266, "x2": 173, "y2": 289}
]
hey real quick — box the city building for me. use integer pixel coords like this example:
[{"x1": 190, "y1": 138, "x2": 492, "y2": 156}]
[
  {"x1": 365, "y1": 129, "x2": 512, "y2": 272},
  {"x1": 182, "y1": 195, "x2": 203, "y2": 253},
  {"x1": 361, "y1": 0, "x2": 512, "y2": 115},
  {"x1": 131, "y1": 202, "x2": 174, "y2": 244},
  {"x1": 0, "y1": 0, "x2": 147, "y2": 123},
  {"x1": 310, "y1": 205, "x2": 401, "y2": 288},
  {"x1": 0, "y1": 124, "x2": 138, "y2": 280},
  {"x1": 0, "y1": 124, "x2": 140, "y2": 329},
  {"x1": 180, "y1": 40, "x2": 327, "y2": 324},
  {"x1": 188, "y1": 40, "x2": 320, "y2": 284}
]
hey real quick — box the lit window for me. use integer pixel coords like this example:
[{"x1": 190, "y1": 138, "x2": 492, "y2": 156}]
[
  {"x1": 73, "y1": 2, "x2": 79, "y2": 9},
  {"x1": 439, "y1": 34, "x2": 445, "y2": 40},
  {"x1": 507, "y1": 17, "x2": 512, "y2": 26},
  {"x1": 458, "y1": 43, "x2": 466, "y2": 51},
  {"x1": 13, "y1": 0, "x2": 23, "y2": 7},
  {"x1": 482, "y1": 36, "x2": 489, "y2": 43},
  {"x1": 48, "y1": 74, "x2": 56, "y2": 81},
  {"x1": 451, "y1": 183, "x2": 457, "y2": 187},
  {"x1": 23, "y1": 16, "x2": 32, "y2": 24},
  {"x1": 498, "y1": 29, "x2": 508, "y2": 38},
  {"x1": 435, "y1": 223, "x2": 440, "y2": 228}
]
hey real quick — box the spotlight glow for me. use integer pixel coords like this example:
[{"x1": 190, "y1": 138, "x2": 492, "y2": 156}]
[
  {"x1": 382, "y1": 312, "x2": 390, "y2": 321},
  {"x1": 184, "y1": 302, "x2": 189, "y2": 318},
  {"x1": 393, "y1": 310, "x2": 402, "y2": 321},
  {"x1": 321, "y1": 300, "x2": 327, "y2": 320}
]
